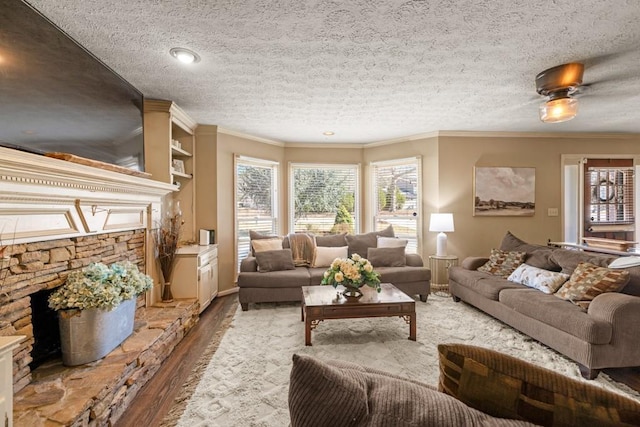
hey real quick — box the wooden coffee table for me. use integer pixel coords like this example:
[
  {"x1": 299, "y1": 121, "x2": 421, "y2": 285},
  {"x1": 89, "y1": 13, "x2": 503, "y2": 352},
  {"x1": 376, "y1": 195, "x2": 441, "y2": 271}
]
[{"x1": 301, "y1": 283, "x2": 416, "y2": 346}]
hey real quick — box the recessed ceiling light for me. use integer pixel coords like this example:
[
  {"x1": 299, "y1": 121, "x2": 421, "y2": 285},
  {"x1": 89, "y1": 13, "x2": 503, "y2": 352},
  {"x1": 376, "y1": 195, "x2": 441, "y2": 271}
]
[
  {"x1": 323, "y1": 131, "x2": 335, "y2": 136},
  {"x1": 169, "y1": 47, "x2": 200, "y2": 64}
]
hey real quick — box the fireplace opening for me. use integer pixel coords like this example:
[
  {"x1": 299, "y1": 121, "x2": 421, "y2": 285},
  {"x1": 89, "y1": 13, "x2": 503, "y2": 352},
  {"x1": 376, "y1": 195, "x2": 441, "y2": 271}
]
[{"x1": 30, "y1": 288, "x2": 61, "y2": 370}]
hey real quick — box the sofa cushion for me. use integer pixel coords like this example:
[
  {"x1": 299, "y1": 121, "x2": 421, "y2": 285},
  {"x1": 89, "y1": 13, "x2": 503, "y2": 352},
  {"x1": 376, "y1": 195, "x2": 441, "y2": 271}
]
[
  {"x1": 555, "y1": 262, "x2": 630, "y2": 309},
  {"x1": 308, "y1": 267, "x2": 327, "y2": 285},
  {"x1": 507, "y1": 263, "x2": 569, "y2": 294},
  {"x1": 345, "y1": 225, "x2": 394, "y2": 257},
  {"x1": 477, "y1": 248, "x2": 526, "y2": 278},
  {"x1": 376, "y1": 266, "x2": 430, "y2": 284},
  {"x1": 314, "y1": 233, "x2": 347, "y2": 247},
  {"x1": 289, "y1": 354, "x2": 535, "y2": 427},
  {"x1": 449, "y1": 267, "x2": 525, "y2": 300},
  {"x1": 367, "y1": 247, "x2": 406, "y2": 267},
  {"x1": 255, "y1": 249, "x2": 296, "y2": 272},
  {"x1": 311, "y1": 246, "x2": 348, "y2": 268},
  {"x1": 237, "y1": 267, "x2": 311, "y2": 288},
  {"x1": 499, "y1": 288, "x2": 612, "y2": 344},
  {"x1": 499, "y1": 231, "x2": 559, "y2": 271},
  {"x1": 438, "y1": 343, "x2": 640, "y2": 426},
  {"x1": 550, "y1": 248, "x2": 616, "y2": 274}
]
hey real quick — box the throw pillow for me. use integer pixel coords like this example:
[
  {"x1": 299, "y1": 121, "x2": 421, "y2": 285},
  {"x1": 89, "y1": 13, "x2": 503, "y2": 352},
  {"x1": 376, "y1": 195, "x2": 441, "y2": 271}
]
[
  {"x1": 251, "y1": 238, "x2": 283, "y2": 254},
  {"x1": 311, "y1": 246, "x2": 348, "y2": 268},
  {"x1": 555, "y1": 261, "x2": 630, "y2": 308},
  {"x1": 345, "y1": 225, "x2": 395, "y2": 257},
  {"x1": 249, "y1": 230, "x2": 280, "y2": 255},
  {"x1": 289, "y1": 354, "x2": 535, "y2": 427},
  {"x1": 255, "y1": 249, "x2": 295, "y2": 272},
  {"x1": 376, "y1": 236, "x2": 408, "y2": 248},
  {"x1": 477, "y1": 248, "x2": 526, "y2": 278},
  {"x1": 367, "y1": 247, "x2": 406, "y2": 267},
  {"x1": 314, "y1": 233, "x2": 347, "y2": 247},
  {"x1": 507, "y1": 264, "x2": 570, "y2": 294},
  {"x1": 438, "y1": 343, "x2": 640, "y2": 426}
]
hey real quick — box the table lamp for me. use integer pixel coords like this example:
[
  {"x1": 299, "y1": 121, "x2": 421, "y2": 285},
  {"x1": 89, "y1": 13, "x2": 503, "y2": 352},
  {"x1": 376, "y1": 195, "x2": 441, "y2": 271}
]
[{"x1": 429, "y1": 213, "x2": 454, "y2": 256}]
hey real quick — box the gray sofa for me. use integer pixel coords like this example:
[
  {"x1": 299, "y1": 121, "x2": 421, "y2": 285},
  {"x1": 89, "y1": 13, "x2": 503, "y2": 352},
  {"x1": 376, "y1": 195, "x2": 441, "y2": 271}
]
[
  {"x1": 238, "y1": 229, "x2": 431, "y2": 310},
  {"x1": 449, "y1": 232, "x2": 640, "y2": 379}
]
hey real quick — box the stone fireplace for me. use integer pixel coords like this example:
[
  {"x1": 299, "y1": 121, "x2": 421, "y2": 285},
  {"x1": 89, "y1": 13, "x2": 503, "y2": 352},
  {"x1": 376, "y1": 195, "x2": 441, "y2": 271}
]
[
  {"x1": 0, "y1": 146, "x2": 174, "y2": 392},
  {"x1": 2, "y1": 230, "x2": 147, "y2": 392}
]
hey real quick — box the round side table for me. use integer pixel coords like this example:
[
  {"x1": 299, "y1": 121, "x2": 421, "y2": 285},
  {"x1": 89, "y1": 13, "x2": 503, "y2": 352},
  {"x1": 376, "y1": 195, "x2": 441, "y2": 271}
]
[{"x1": 429, "y1": 255, "x2": 458, "y2": 295}]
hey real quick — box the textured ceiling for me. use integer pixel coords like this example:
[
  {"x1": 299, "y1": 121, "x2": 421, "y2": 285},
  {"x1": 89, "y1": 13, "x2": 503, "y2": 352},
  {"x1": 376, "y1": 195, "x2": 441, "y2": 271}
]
[{"x1": 23, "y1": 0, "x2": 640, "y2": 144}]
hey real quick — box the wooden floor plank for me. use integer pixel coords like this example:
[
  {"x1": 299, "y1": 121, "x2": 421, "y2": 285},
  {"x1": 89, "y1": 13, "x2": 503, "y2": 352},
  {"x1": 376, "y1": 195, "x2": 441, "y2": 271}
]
[{"x1": 115, "y1": 293, "x2": 238, "y2": 427}]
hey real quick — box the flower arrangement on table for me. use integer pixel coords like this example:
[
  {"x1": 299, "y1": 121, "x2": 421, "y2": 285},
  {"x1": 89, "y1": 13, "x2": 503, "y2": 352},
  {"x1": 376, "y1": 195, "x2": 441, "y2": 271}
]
[
  {"x1": 320, "y1": 254, "x2": 381, "y2": 297},
  {"x1": 48, "y1": 261, "x2": 153, "y2": 312}
]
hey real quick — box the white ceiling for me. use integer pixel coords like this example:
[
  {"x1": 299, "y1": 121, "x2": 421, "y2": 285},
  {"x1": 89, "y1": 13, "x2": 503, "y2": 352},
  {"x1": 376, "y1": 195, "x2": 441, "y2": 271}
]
[{"x1": 26, "y1": 0, "x2": 640, "y2": 144}]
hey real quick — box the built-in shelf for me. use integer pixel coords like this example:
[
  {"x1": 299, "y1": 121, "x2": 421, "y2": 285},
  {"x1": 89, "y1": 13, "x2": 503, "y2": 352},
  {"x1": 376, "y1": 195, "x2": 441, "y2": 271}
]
[
  {"x1": 171, "y1": 145, "x2": 192, "y2": 157},
  {"x1": 171, "y1": 170, "x2": 193, "y2": 179}
]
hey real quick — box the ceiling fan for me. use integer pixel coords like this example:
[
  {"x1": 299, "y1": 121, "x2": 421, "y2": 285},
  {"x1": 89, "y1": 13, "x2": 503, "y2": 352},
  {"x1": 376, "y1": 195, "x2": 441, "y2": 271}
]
[{"x1": 535, "y1": 62, "x2": 584, "y2": 123}]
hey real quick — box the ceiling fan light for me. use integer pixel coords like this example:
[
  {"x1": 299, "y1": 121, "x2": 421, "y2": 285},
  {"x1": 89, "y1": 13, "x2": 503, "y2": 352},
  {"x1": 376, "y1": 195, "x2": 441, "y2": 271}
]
[{"x1": 539, "y1": 97, "x2": 578, "y2": 123}]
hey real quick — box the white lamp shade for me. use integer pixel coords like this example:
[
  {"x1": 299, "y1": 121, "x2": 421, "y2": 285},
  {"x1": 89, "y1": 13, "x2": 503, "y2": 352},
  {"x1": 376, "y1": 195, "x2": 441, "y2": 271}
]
[{"x1": 429, "y1": 213, "x2": 454, "y2": 232}]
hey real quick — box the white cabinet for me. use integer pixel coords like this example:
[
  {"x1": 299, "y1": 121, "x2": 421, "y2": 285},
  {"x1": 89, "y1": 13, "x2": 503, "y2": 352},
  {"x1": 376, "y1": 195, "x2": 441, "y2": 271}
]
[
  {"x1": 170, "y1": 245, "x2": 218, "y2": 313},
  {"x1": 1, "y1": 336, "x2": 24, "y2": 427}
]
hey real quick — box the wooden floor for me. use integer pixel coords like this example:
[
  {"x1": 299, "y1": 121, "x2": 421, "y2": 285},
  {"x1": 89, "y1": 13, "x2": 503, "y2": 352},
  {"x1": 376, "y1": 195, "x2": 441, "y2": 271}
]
[
  {"x1": 116, "y1": 293, "x2": 238, "y2": 427},
  {"x1": 116, "y1": 293, "x2": 640, "y2": 426}
]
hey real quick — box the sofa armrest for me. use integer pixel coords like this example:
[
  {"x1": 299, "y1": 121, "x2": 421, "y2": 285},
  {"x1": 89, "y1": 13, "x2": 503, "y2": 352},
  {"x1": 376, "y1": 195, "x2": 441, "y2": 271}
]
[
  {"x1": 461, "y1": 257, "x2": 489, "y2": 270},
  {"x1": 240, "y1": 256, "x2": 258, "y2": 272},
  {"x1": 589, "y1": 293, "x2": 640, "y2": 355},
  {"x1": 405, "y1": 253, "x2": 424, "y2": 267}
]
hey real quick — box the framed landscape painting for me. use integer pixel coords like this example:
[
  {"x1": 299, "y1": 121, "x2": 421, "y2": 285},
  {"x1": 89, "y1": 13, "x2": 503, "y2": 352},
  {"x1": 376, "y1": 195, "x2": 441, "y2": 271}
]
[{"x1": 474, "y1": 167, "x2": 535, "y2": 216}]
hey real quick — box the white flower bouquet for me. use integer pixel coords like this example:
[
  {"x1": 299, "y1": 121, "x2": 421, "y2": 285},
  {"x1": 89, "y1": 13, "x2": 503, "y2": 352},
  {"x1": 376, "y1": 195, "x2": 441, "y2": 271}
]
[
  {"x1": 48, "y1": 261, "x2": 153, "y2": 311},
  {"x1": 320, "y1": 254, "x2": 381, "y2": 293}
]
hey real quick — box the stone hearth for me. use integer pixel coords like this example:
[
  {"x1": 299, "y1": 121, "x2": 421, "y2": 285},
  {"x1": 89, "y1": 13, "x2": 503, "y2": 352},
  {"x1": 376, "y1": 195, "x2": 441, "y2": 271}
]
[{"x1": 13, "y1": 300, "x2": 199, "y2": 426}]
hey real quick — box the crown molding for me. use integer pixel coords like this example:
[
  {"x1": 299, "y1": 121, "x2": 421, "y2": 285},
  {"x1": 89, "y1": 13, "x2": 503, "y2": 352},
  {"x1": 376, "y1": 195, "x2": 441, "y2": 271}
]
[
  {"x1": 435, "y1": 130, "x2": 640, "y2": 139},
  {"x1": 284, "y1": 143, "x2": 365, "y2": 149},
  {"x1": 364, "y1": 131, "x2": 441, "y2": 147},
  {"x1": 216, "y1": 128, "x2": 640, "y2": 149},
  {"x1": 218, "y1": 127, "x2": 285, "y2": 147}
]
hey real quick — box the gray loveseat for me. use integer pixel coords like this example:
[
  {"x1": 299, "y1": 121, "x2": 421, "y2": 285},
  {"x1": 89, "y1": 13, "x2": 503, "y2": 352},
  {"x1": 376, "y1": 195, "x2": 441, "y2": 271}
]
[
  {"x1": 238, "y1": 228, "x2": 431, "y2": 310},
  {"x1": 449, "y1": 231, "x2": 640, "y2": 379}
]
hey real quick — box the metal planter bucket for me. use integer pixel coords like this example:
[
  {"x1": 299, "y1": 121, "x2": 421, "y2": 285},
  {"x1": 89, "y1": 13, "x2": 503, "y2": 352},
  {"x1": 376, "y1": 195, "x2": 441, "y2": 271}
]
[{"x1": 58, "y1": 298, "x2": 136, "y2": 366}]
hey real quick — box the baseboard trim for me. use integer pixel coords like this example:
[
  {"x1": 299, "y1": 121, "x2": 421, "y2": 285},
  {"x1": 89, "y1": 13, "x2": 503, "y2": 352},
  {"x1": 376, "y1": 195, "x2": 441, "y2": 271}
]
[{"x1": 218, "y1": 287, "x2": 239, "y2": 297}]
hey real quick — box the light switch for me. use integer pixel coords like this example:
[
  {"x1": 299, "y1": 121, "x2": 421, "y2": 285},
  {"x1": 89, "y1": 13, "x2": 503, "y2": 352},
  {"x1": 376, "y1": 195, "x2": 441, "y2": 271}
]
[{"x1": 548, "y1": 208, "x2": 559, "y2": 217}]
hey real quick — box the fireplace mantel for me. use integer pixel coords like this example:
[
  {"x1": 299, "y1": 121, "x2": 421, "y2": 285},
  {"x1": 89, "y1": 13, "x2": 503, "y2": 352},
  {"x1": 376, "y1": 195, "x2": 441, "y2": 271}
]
[{"x1": 0, "y1": 147, "x2": 175, "y2": 244}]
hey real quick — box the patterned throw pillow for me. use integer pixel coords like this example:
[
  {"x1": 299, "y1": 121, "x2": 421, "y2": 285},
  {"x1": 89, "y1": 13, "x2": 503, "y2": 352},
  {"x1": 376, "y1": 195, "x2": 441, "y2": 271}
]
[
  {"x1": 477, "y1": 249, "x2": 526, "y2": 278},
  {"x1": 438, "y1": 343, "x2": 640, "y2": 426},
  {"x1": 507, "y1": 264, "x2": 569, "y2": 294},
  {"x1": 555, "y1": 262, "x2": 630, "y2": 308}
]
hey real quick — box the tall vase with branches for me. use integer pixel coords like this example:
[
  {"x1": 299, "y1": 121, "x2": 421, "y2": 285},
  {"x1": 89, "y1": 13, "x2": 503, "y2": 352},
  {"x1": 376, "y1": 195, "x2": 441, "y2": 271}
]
[{"x1": 153, "y1": 209, "x2": 182, "y2": 302}]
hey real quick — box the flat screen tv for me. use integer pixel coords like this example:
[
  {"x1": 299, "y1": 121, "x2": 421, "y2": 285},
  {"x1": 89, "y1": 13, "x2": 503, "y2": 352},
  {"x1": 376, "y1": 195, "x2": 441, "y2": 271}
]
[{"x1": 0, "y1": 0, "x2": 145, "y2": 172}]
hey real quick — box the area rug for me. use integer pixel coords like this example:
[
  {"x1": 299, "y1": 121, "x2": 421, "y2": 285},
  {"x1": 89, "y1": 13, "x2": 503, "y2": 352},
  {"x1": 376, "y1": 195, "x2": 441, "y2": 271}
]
[{"x1": 162, "y1": 295, "x2": 640, "y2": 426}]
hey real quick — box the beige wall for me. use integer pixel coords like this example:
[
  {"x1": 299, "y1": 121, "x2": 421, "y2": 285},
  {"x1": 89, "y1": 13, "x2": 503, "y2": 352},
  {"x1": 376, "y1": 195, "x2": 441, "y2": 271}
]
[
  {"x1": 438, "y1": 134, "x2": 640, "y2": 260},
  {"x1": 212, "y1": 131, "x2": 640, "y2": 293}
]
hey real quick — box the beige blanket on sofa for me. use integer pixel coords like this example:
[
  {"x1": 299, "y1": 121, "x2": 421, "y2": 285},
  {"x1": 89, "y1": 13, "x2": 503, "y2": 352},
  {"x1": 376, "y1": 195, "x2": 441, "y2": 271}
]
[{"x1": 288, "y1": 233, "x2": 315, "y2": 267}]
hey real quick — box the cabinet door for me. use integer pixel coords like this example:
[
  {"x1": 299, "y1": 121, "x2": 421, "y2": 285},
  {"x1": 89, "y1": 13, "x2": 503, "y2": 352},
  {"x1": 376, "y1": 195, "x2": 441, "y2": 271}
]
[
  {"x1": 210, "y1": 258, "x2": 219, "y2": 299},
  {"x1": 198, "y1": 263, "x2": 213, "y2": 312}
]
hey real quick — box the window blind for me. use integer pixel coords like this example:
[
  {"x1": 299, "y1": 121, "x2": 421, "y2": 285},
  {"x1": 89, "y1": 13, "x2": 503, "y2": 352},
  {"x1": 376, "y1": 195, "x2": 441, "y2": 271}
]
[{"x1": 586, "y1": 167, "x2": 634, "y2": 224}]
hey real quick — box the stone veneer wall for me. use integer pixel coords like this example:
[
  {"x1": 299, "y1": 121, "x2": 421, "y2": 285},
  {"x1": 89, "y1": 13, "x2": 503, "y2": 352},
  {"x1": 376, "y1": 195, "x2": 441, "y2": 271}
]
[{"x1": 0, "y1": 229, "x2": 146, "y2": 393}]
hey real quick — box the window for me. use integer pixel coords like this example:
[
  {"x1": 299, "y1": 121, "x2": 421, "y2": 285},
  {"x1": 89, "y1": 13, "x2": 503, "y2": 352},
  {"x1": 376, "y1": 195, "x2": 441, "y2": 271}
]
[
  {"x1": 290, "y1": 164, "x2": 359, "y2": 235},
  {"x1": 235, "y1": 156, "x2": 278, "y2": 270},
  {"x1": 371, "y1": 157, "x2": 421, "y2": 254}
]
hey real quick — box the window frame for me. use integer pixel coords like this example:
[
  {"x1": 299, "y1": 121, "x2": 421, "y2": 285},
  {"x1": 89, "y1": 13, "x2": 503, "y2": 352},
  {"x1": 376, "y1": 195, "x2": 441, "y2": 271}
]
[
  {"x1": 370, "y1": 156, "x2": 422, "y2": 254},
  {"x1": 288, "y1": 162, "x2": 361, "y2": 236},
  {"x1": 234, "y1": 155, "x2": 279, "y2": 273}
]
